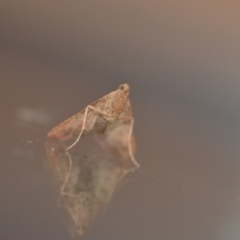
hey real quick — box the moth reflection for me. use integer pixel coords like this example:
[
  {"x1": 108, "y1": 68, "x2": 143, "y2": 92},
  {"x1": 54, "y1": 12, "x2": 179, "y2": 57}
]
[{"x1": 46, "y1": 129, "x2": 134, "y2": 236}]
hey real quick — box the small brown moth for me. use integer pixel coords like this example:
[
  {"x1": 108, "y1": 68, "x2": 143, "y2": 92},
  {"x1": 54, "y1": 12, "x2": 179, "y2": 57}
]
[
  {"x1": 46, "y1": 84, "x2": 139, "y2": 236},
  {"x1": 47, "y1": 83, "x2": 139, "y2": 168}
]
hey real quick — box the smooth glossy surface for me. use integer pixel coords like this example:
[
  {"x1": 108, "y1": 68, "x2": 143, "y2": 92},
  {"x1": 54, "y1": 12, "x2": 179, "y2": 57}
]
[{"x1": 1, "y1": 2, "x2": 240, "y2": 240}]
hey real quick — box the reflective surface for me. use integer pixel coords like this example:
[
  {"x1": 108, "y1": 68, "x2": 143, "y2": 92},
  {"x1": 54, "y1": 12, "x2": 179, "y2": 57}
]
[
  {"x1": 46, "y1": 136, "x2": 129, "y2": 237},
  {"x1": 1, "y1": 2, "x2": 240, "y2": 240}
]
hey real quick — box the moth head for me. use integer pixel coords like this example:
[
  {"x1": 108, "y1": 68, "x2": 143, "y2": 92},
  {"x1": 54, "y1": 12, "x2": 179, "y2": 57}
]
[{"x1": 119, "y1": 84, "x2": 130, "y2": 94}]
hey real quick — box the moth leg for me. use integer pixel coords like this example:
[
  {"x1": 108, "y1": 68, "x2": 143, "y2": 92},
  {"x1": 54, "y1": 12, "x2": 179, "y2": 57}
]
[
  {"x1": 66, "y1": 105, "x2": 110, "y2": 150},
  {"x1": 127, "y1": 119, "x2": 140, "y2": 170},
  {"x1": 61, "y1": 105, "x2": 110, "y2": 197},
  {"x1": 59, "y1": 151, "x2": 76, "y2": 197},
  {"x1": 66, "y1": 106, "x2": 90, "y2": 150}
]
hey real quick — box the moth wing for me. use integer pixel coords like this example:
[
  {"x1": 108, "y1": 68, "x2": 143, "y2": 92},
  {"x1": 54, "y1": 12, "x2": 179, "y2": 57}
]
[
  {"x1": 94, "y1": 99, "x2": 138, "y2": 169},
  {"x1": 118, "y1": 98, "x2": 133, "y2": 120},
  {"x1": 47, "y1": 96, "x2": 111, "y2": 141}
]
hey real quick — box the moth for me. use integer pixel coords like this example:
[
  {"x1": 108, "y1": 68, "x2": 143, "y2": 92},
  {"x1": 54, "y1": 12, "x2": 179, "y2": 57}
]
[{"x1": 46, "y1": 83, "x2": 139, "y2": 236}]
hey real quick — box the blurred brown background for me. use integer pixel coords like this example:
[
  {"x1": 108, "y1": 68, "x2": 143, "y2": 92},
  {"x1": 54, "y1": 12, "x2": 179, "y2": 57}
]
[{"x1": 1, "y1": 1, "x2": 240, "y2": 240}]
